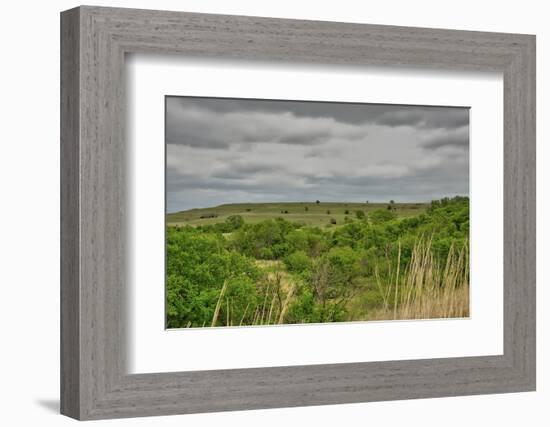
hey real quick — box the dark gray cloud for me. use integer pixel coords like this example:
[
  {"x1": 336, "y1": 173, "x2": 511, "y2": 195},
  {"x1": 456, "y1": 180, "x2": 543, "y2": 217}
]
[
  {"x1": 422, "y1": 126, "x2": 469, "y2": 150},
  {"x1": 375, "y1": 108, "x2": 468, "y2": 129},
  {"x1": 166, "y1": 96, "x2": 469, "y2": 212},
  {"x1": 166, "y1": 98, "x2": 365, "y2": 149},
  {"x1": 210, "y1": 162, "x2": 286, "y2": 180},
  {"x1": 167, "y1": 96, "x2": 469, "y2": 130}
]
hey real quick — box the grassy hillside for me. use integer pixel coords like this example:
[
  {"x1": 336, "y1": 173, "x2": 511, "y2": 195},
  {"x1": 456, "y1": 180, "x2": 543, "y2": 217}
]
[{"x1": 167, "y1": 201, "x2": 428, "y2": 227}]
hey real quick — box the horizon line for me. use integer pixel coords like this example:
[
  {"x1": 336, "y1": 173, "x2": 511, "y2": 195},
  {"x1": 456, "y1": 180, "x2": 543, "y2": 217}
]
[{"x1": 167, "y1": 196, "x2": 469, "y2": 214}]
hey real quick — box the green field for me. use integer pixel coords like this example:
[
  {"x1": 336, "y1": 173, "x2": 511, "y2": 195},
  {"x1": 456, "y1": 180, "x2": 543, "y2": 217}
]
[{"x1": 167, "y1": 201, "x2": 428, "y2": 227}]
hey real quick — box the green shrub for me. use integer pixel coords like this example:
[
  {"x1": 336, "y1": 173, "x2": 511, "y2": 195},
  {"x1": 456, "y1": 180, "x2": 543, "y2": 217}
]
[
  {"x1": 284, "y1": 251, "x2": 311, "y2": 274},
  {"x1": 369, "y1": 209, "x2": 396, "y2": 224}
]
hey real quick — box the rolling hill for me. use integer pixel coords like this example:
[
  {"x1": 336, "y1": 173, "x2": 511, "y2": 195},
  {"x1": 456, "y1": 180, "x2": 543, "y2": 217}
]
[{"x1": 166, "y1": 201, "x2": 428, "y2": 227}]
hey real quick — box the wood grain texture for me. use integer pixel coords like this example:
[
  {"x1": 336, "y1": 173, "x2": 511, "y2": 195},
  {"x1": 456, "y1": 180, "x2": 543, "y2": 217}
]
[
  {"x1": 60, "y1": 7, "x2": 80, "y2": 419},
  {"x1": 60, "y1": 5, "x2": 536, "y2": 420}
]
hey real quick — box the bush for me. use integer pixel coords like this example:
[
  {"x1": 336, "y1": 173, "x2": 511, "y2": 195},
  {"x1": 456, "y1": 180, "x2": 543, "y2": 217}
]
[
  {"x1": 369, "y1": 209, "x2": 396, "y2": 224},
  {"x1": 258, "y1": 247, "x2": 274, "y2": 259},
  {"x1": 199, "y1": 213, "x2": 218, "y2": 219},
  {"x1": 284, "y1": 251, "x2": 311, "y2": 274},
  {"x1": 225, "y1": 215, "x2": 244, "y2": 230},
  {"x1": 166, "y1": 228, "x2": 260, "y2": 328}
]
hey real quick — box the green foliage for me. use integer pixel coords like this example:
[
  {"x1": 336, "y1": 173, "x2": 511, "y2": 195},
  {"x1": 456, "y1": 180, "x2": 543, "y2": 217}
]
[
  {"x1": 369, "y1": 209, "x2": 397, "y2": 224},
  {"x1": 284, "y1": 250, "x2": 311, "y2": 274},
  {"x1": 196, "y1": 214, "x2": 245, "y2": 233},
  {"x1": 231, "y1": 218, "x2": 299, "y2": 259},
  {"x1": 166, "y1": 227, "x2": 260, "y2": 328},
  {"x1": 166, "y1": 197, "x2": 470, "y2": 328},
  {"x1": 225, "y1": 214, "x2": 244, "y2": 230}
]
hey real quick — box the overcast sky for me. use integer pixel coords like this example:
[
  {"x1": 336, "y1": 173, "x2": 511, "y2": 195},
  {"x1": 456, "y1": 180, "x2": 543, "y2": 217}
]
[{"x1": 166, "y1": 96, "x2": 469, "y2": 212}]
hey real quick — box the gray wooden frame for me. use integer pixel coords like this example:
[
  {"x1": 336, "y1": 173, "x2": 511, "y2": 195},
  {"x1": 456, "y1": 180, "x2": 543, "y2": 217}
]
[{"x1": 60, "y1": 5, "x2": 536, "y2": 421}]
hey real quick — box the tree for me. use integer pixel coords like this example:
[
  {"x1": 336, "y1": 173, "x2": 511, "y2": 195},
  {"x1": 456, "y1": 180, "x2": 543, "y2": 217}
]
[
  {"x1": 284, "y1": 250, "x2": 311, "y2": 274},
  {"x1": 306, "y1": 247, "x2": 362, "y2": 322},
  {"x1": 370, "y1": 209, "x2": 397, "y2": 224},
  {"x1": 166, "y1": 228, "x2": 260, "y2": 328},
  {"x1": 390, "y1": 200, "x2": 395, "y2": 204},
  {"x1": 304, "y1": 206, "x2": 309, "y2": 211},
  {"x1": 355, "y1": 210, "x2": 365, "y2": 220},
  {"x1": 225, "y1": 215, "x2": 244, "y2": 230},
  {"x1": 316, "y1": 200, "x2": 320, "y2": 204}
]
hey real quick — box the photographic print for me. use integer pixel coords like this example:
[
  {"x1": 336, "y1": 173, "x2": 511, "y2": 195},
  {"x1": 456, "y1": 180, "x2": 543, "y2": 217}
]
[{"x1": 165, "y1": 96, "x2": 469, "y2": 329}]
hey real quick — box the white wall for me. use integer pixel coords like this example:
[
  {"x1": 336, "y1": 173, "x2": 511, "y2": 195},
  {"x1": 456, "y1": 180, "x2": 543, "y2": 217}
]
[{"x1": 0, "y1": 0, "x2": 546, "y2": 425}]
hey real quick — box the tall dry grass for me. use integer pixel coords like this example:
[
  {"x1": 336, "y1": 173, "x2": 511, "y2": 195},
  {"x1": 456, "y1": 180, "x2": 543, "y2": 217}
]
[
  {"x1": 208, "y1": 238, "x2": 469, "y2": 327},
  {"x1": 210, "y1": 268, "x2": 296, "y2": 327},
  {"x1": 211, "y1": 279, "x2": 228, "y2": 327},
  {"x1": 371, "y1": 238, "x2": 469, "y2": 320}
]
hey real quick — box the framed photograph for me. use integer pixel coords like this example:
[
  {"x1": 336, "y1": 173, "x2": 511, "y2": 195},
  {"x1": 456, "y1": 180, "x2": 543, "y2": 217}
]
[{"x1": 61, "y1": 6, "x2": 536, "y2": 420}]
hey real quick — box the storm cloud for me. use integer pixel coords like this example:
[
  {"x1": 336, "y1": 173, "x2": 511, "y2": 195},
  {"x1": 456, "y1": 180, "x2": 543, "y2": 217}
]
[
  {"x1": 422, "y1": 126, "x2": 469, "y2": 150},
  {"x1": 166, "y1": 99, "x2": 365, "y2": 149},
  {"x1": 166, "y1": 96, "x2": 469, "y2": 212}
]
